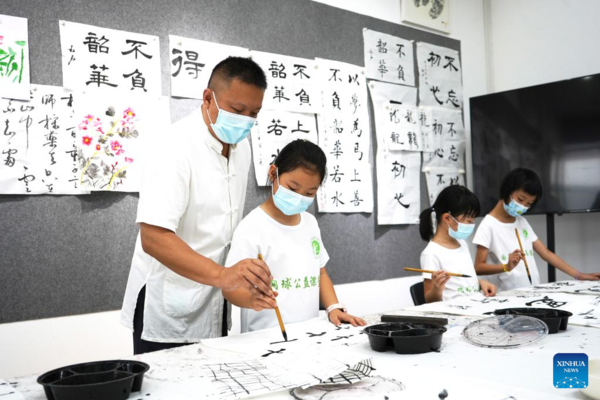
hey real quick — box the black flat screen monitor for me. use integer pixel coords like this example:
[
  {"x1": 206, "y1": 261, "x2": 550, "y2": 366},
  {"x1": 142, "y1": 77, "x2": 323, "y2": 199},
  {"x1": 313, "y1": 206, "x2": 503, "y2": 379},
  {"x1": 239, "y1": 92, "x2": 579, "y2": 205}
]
[{"x1": 470, "y1": 74, "x2": 600, "y2": 214}]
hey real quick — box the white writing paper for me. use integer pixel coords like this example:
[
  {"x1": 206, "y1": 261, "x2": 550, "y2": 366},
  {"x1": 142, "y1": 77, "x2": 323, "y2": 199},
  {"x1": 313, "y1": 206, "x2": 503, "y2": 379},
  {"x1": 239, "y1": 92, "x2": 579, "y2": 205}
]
[{"x1": 60, "y1": 21, "x2": 161, "y2": 96}]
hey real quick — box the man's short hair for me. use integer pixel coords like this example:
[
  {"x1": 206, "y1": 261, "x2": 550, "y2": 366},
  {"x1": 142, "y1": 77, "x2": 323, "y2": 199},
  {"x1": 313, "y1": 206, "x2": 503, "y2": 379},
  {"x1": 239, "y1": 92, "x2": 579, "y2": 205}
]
[{"x1": 208, "y1": 56, "x2": 267, "y2": 91}]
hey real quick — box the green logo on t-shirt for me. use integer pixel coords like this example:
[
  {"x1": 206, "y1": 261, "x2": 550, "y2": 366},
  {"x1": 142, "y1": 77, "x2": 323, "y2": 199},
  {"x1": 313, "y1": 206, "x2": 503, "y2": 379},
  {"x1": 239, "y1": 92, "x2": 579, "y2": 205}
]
[
  {"x1": 311, "y1": 237, "x2": 321, "y2": 258},
  {"x1": 523, "y1": 229, "x2": 529, "y2": 240},
  {"x1": 501, "y1": 254, "x2": 507, "y2": 262}
]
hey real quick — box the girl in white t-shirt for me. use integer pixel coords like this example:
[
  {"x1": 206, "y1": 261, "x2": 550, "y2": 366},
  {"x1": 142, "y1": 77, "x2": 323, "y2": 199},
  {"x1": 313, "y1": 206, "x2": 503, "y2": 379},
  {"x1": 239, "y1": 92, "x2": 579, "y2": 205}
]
[
  {"x1": 224, "y1": 140, "x2": 366, "y2": 333},
  {"x1": 474, "y1": 168, "x2": 600, "y2": 291},
  {"x1": 419, "y1": 185, "x2": 497, "y2": 303}
]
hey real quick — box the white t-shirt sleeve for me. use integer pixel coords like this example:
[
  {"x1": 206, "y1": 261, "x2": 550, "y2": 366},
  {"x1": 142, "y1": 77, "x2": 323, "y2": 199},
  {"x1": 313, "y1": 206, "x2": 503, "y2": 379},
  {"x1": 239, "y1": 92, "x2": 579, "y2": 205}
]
[
  {"x1": 225, "y1": 223, "x2": 258, "y2": 268},
  {"x1": 317, "y1": 233, "x2": 330, "y2": 268},
  {"x1": 472, "y1": 217, "x2": 492, "y2": 249},
  {"x1": 420, "y1": 248, "x2": 441, "y2": 280},
  {"x1": 136, "y1": 139, "x2": 190, "y2": 232},
  {"x1": 522, "y1": 217, "x2": 538, "y2": 242}
]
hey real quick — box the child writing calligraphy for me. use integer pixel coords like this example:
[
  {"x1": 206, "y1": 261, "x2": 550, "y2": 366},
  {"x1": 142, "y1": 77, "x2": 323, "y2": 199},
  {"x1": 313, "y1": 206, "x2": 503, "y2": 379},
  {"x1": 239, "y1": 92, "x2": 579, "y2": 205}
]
[
  {"x1": 223, "y1": 139, "x2": 366, "y2": 333},
  {"x1": 419, "y1": 185, "x2": 497, "y2": 303},
  {"x1": 473, "y1": 168, "x2": 600, "y2": 291}
]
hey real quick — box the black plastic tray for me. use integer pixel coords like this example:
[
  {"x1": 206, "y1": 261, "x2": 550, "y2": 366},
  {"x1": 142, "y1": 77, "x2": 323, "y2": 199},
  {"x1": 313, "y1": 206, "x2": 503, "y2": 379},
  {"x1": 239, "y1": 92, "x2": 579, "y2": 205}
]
[
  {"x1": 364, "y1": 322, "x2": 447, "y2": 354},
  {"x1": 493, "y1": 308, "x2": 572, "y2": 334},
  {"x1": 37, "y1": 360, "x2": 149, "y2": 400}
]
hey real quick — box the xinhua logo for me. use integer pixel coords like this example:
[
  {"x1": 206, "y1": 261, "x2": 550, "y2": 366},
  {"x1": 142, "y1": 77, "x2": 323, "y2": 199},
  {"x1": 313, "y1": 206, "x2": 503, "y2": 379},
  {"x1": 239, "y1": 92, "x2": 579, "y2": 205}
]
[{"x1": 554, "y1": 353, "x2": 588, "y2": 389}]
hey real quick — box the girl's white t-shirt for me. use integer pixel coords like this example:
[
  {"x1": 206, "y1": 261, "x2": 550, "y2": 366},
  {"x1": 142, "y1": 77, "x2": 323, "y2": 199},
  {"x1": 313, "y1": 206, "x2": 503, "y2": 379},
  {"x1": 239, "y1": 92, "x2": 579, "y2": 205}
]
[
  {"x1": 420, "y1": 239, "x2": 480, "y2": 301},
  {"x1": 225, "y1": 207, "x2": 330, "y2": 333},
  {"x1": 473, "y1": 215, "x2": 541, "y2": 291}
]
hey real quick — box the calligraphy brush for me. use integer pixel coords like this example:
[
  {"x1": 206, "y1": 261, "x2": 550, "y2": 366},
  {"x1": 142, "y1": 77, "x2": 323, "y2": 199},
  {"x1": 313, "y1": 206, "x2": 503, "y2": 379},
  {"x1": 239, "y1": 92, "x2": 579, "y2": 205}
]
[
  {"x1": 514, "y1": 228, "x2": 533, "y2": 284},
  {"x1": 404, "y1": 267, "x2": 472, "y2": 278},
  {"x1": 258, "y1": 253, "x2": 288, "y2": 342}
]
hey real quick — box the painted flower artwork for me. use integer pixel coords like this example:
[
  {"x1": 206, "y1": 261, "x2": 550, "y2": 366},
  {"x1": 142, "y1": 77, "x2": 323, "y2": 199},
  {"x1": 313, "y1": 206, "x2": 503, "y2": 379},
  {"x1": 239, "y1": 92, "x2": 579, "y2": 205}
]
[{"x1": 77, "y1": 106, "x2": 139, "y2": 190}]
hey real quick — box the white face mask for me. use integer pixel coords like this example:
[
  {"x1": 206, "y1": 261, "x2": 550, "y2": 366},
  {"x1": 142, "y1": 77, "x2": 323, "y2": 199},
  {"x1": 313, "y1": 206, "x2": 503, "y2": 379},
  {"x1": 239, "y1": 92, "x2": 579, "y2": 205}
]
[
  {"x1": 448, "y1": 215, "x2": 475, "y2": 240},
  {"x1": 271, "y1": 168, "x2": 314, "y2": 216},
  {"x1": 205, "y1": 91, "x2": 256, "y2": 144}
]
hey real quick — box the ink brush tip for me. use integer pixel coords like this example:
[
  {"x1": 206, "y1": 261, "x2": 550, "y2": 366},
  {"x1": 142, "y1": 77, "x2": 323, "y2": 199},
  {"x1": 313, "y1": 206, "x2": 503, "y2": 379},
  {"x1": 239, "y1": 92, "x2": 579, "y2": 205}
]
[{"x1": 283, "y1": 331, "x2": 288, "y2": 342}]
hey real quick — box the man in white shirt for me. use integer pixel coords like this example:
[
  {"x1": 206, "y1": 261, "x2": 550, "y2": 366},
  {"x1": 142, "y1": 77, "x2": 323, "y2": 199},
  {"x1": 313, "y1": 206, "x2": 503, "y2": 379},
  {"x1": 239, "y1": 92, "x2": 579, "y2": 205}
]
[{"x1": 121, "y1": 57, "x2": 276, "y2": 354}]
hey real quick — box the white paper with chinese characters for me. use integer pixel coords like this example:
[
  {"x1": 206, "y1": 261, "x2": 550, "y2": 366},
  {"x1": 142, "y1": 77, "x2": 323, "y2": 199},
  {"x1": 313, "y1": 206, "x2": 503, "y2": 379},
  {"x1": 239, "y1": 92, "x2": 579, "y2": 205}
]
[
  {"x1": 0, "y1": 380, "x2": 24, "y2": 400},
  {"x1": 421, "y1": 106, "x2": 465, "y2": 171},
  {"x1": 203, "y1": 318, "x2": 368, "y2": 388},
  {"x1": 75, "y1": 94, "x2": 170, "y2": 192},
  {"x1": 314, "y1": 58, "x2": 373, "y2": 213},
  {"x1": 0, "y1": 14, "x2": 30, "y2": 100},
  {"x1": 376, "y1": 150, "x2": 421, "y2": 225},
  {"x1": 0, "y1": 85, "x2": 85, "y2": 195},
  {"x1": 368, "y1": 80, "x2": 420, "y2": 224},
  {"x1": 417, "y1": 42, "x2": 462, "y2": 109},
  {"x1": 406, "y1": 291, "x2": 600, "y2": 328},
  {"x1": 363, "y1": 28, "x2": 415, "y2": 86},
  {"x1": 317, "y1": 161, "x2": 374, "y2": 213},
  {"x1": 382, "y1": 103, "x2": 421, "y2": 152},
  {"x1": 251, "y1": 51, "x2": 320, "y2": 113},
  {"x1": 169, "y1": 35, "x2": 250, "y2": 99},
  {"x1": 425, "y1": 169, "x2": 465, "y2": 206},
  {"x1": 59, "y1": 21, "x2": 161, "y2": 96},
  {"x1": 250, "y1": 110, "x2": 318, "y2": 186}
]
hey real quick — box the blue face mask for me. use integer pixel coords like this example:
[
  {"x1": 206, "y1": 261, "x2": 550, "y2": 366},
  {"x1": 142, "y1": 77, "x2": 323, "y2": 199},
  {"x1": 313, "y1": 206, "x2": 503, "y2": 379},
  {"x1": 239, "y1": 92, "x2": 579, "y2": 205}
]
[
  {"x1": 206, "y1": 91, "x2": 256, "y2": 144},
  {"x1": 272, "y1": 169, "x2": 314, "y2": 216},
  {"x1": 448, "y1": 215, "x2": 475, "y2": 240},
  {"x1": 504, "y1": 197, "x2": 529, "y2": 217}
]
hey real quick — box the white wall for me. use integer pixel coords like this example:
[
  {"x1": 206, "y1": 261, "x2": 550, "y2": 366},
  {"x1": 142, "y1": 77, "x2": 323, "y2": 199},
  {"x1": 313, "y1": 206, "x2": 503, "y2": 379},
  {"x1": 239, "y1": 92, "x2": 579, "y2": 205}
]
[
  {"x1": 487, "y1": 0, "x2": 600, "y2": 279},
  {"x1": 0, "y1": 311, "x2": 131, "y2": 378}
]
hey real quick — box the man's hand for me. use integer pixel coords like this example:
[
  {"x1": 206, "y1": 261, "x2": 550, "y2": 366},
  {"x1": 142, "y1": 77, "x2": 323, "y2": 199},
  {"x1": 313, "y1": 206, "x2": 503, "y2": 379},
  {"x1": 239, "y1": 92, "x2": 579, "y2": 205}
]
[{"x1": 219, "y1": 259, "x2": 275, "y2": 299}]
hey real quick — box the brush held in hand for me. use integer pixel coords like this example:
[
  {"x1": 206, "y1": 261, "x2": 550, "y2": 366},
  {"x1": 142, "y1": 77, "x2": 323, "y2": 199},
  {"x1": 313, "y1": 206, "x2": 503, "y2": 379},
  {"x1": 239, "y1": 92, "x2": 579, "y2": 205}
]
[
  {"x1": 514, "y1": 228, "x2": 532, "y2": 284},
  {"x1": 404, "y1": 267, "x2": 472, "y2": 278},
  {"x1": 258, "y1": 253, "x2": 288, "y2": 341}
]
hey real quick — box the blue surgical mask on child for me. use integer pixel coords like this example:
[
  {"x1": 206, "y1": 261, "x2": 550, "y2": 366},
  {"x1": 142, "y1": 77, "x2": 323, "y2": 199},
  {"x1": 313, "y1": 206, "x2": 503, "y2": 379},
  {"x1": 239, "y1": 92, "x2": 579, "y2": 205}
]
[
  {"x1": 448, "y1": 215, "x2": 475, "y2": 240},
  {"x1": 272, "y1": 169, "x2": 314, "y2": 216},
  {"x1": 504, "y1": 197, "x2": 529, "y2": 217},
  {"x1": 205, "y1": 91, "x2": 256, "y2": 144}
]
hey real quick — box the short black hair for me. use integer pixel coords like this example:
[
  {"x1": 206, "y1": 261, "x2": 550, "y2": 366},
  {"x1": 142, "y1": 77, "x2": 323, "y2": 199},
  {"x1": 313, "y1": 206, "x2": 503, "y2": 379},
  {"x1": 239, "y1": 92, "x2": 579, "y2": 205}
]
[
  {"x1": 419, "y1": 185, "x2": 480, "y2": 241},
  {"x1": 271, "y1": 139, "x2": 327, "y2": 185},
  {"x1": 499, "y1": 168, "x2": 543, "y2": 206},
  {"x1": 208, "y1": 56, "x2": 267, "y2": 91}
]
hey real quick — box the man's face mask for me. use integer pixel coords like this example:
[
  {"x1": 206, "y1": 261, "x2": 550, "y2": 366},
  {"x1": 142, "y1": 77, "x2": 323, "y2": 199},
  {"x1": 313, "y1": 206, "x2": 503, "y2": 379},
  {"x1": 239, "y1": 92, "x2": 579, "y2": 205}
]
[{"x1": 205, "y1": 91, "x2": 256, "y2": 144}]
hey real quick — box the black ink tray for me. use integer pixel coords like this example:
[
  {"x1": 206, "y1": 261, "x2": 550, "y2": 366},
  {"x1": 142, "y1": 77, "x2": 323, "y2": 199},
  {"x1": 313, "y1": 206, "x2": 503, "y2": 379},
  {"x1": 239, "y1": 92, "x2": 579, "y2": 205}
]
[
  {"x1": 493, "y1": 308, "x2": 572, "y2": 334},
  {"x1": 364, "y1": 323, "x2": 447, "y2": 354},
  {"x1": 37, "y1": 360, "x2": 149, "y2": 400}
]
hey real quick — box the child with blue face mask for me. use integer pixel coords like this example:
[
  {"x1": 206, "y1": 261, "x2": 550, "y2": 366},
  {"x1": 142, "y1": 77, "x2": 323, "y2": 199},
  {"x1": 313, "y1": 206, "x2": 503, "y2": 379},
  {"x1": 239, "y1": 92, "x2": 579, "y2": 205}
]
[
  {"x1": 474, "y1": 168, "x2": 600, "y2": 291},
  {"x1": 419, "y1": 185, "x2": 497, "y2": 303},
  {"x1": 223, "y1": 139, "x2": 366, "y2": 333}
]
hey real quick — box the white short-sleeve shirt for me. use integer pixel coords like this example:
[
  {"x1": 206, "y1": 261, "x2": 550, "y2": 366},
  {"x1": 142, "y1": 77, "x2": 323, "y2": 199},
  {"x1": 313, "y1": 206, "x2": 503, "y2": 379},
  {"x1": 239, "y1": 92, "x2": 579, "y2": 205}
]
[
  {"x1": 473, "y1": 215, "x2": 541, "y2": 291},
  {"x1": 120, "y1": 111, "x2": 251, "y2": 343},
  {"x1": 420, "y1": 239, "x2": 480, "y2": 301},
  {"x1": 225, "y1": 207, "x2": 330, "y2": 333}
]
